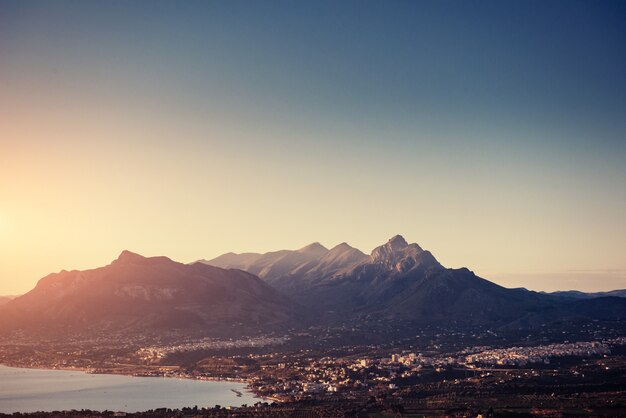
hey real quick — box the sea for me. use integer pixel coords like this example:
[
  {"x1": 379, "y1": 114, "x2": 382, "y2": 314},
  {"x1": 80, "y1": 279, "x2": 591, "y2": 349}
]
[{"x1": 0, "y1": 365, "x2": 262, "y2": 413}]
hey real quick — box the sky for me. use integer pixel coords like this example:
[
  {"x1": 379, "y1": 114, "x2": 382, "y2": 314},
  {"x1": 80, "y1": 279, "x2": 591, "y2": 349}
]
[{"x1": 1, "y1": 0, "x2": 625, "y2": 295}]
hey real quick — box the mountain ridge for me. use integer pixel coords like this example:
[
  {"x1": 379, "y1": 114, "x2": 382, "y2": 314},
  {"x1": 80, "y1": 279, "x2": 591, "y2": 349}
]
[
  {"x1": 3, "y1": 237, "x2": 625, "y2": 338},
  {"x1": 0, "y1": 250, "x2": 299, "y2": 337},
  {"x1": 201, "y1": 235, "x2": 626, "y2": 326}
]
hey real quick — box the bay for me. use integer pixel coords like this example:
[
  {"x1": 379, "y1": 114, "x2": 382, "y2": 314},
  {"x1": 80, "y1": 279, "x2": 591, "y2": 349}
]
[{"x1": 0, "y1": 365, "x2": 262, "y2": 413}]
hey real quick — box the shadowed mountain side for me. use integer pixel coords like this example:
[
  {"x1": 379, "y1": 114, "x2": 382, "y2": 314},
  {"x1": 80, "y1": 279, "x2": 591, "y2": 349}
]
[
  {"x1": 203, "y1": 235, "x2": 626, "y2": 327},
  {"x1": 501, "y1": 296, "x2": 626, "y2": 329},
  {"x1": 0, "y1": 251, "x2": 300, "y2": 336},
  {"x1": 286, "y1": 264, "x2": 554, "y2": 326}
]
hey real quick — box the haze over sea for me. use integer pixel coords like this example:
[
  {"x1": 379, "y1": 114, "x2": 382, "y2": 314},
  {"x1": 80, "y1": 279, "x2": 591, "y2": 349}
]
[{"x1": 0, "y1": 366, "x2": 261, "y2": 413}]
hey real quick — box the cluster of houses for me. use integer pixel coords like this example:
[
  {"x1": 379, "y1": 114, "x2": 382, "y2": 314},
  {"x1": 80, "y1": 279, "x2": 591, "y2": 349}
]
[
  {"x1": 464, "y1": 341, "x2": 610, "y2": 367},
  {"x1": 136, "y1": 336, "x2": 288, "y2": 362}
]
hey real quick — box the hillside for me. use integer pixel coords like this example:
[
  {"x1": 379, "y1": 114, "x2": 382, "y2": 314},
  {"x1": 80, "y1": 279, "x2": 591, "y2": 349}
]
[
  {"x1": 204, "y1": 235, "x2": 626, "y2": 326},
  {"x1": 0, "y1": 251, "x2": 298, "y2": 337}
]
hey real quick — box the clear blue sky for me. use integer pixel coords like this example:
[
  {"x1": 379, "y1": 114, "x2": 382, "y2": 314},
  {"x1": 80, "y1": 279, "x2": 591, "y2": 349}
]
[{"x1": 1, "y1": 1, "x2": 625, "y2": 293}]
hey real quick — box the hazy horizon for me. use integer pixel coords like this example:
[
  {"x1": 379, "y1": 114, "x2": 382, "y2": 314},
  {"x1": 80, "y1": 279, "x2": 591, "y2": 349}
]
[{"x1": 2, "y1": 1, "x2": 625, "y2": 295}]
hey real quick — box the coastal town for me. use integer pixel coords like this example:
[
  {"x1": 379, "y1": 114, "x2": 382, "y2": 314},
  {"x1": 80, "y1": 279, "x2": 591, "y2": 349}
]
[{"x1": 1, "y1": 322, "x2": 624, "y2": 411}]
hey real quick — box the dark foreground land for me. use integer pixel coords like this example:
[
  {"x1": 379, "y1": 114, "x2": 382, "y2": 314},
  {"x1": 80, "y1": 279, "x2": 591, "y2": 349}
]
[
  {"x1": 2, "y1": 345, "x2": 625, "y2": 417},
  {"x1": 2, "y1": 321, "x2": 625, "y2": 417},
  {"x1": 2, "y1": 391, "x2": 626, "y2": 418}
]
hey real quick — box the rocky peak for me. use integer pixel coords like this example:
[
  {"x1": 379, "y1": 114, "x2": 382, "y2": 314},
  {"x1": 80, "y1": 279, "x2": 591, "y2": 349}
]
[
  {"x1": 372, "y1": 235, "x2": 412, "y2": 260},
  {"x1": 388, "y1": 234, "x2": 409, "y2": 249},
  {"x1": 371, "y1": 235, "x2": 438, "y2": 273}
]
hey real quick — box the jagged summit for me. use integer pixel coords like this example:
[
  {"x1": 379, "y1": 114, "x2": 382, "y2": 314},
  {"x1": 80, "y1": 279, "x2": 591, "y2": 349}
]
[
  {"x1": 370, "y1": 235, "x2": 431, "y2": 271},
  {"x1": 370, "y1": 235, "x2": 423, "y2": 257},
  {"x1": 203, "y1": 235, "x2": 442, "y2": 285},
  {"x1": 387, "y1": 234, "x2": 409, "y2": 249}
]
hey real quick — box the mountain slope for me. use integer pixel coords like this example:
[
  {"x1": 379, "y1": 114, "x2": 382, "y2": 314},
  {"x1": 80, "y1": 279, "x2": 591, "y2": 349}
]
[
  {"x1": 201, "y1": 241, "x2": 368, "y2": 288},
  {"x1": 204, "y1": 235, "x2": 626, "y2": 326},
  {"x1": 279, "y1": 236, "x2": 553, "y2": 324},
  {"x1": 0, "y1": 251, "x2": 298, "y2": 336},
  {"x1": 0, "y1": 296, "x2": 16, "y2": 307}
]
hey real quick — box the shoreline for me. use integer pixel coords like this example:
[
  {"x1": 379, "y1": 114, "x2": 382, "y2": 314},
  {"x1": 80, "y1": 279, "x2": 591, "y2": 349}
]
[{"x1": 0, "y1": 363, "x2": 273, "y2": 403}]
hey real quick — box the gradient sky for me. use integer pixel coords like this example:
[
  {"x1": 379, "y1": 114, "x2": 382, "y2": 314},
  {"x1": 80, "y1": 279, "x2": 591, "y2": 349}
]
[{"x1": 1, "y1": 1, "x2": 625, "y2": 295}]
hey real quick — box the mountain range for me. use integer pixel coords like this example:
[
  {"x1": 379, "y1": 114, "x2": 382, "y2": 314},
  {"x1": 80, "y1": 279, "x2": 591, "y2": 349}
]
[
  {"x1": 203, "y1": 240, "x2": 369, "y2": 298},
  {"x1": 1, "y1": 235, "x2": 624, "y2": 338},
  {"x1": 201, "y1": 235, "x2": 626, "y2": 326}
]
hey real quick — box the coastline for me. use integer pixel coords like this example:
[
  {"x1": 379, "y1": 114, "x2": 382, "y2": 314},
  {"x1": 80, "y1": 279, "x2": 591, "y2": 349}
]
[{"x1": 0, "y1": 363, "x2": 271, "y2": 403}]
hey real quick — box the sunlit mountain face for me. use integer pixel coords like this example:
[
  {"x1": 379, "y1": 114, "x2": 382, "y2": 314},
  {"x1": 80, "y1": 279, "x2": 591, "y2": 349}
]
[{"x1": 0, "y1": 251, "x2": 300, "y2": 338}]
